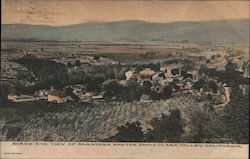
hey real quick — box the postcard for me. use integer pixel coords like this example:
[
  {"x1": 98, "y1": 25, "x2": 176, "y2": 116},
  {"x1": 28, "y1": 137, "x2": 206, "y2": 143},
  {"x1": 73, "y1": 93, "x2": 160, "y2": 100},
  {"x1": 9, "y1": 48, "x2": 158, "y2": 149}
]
[{"x1": 1, "y1": 0, "x2": 249, "y2": 158}]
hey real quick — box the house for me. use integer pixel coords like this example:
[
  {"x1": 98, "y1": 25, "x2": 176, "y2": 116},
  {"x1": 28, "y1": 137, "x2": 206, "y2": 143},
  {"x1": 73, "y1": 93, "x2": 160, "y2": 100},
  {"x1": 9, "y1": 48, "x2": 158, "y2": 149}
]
[
  {"x1": 125, "y1": 70, "x2": 134, "y2": 80},
  {"x1": 140, "y1": 68, "x2": 155, "y2": 79},
  {"x1": 47, "y1": 89, "x2": 68, "y2": 103},
  {"x1": 92, "y1": 95, "x2": 104, "y2": 100},
  {"x1": 7, "y1": 94, "x2": 36, "y2": 102},
  {"x1": 131, "y1": 72, "x2": 141, "y2": 79}
]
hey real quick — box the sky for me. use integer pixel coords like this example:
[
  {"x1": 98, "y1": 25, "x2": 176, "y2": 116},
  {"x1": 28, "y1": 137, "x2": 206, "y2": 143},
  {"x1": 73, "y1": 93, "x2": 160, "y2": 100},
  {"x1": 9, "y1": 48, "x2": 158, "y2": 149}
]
[{"x1": 2, "y1": 0, "x2": 249, "y2": 26}]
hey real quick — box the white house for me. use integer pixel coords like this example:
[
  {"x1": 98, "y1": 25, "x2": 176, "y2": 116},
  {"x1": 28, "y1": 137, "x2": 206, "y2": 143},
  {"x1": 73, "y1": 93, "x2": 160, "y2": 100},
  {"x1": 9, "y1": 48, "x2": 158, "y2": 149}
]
[
  {"x1": 125, "y1": 70, "x2": 134, "y2": 80},
  {"x1": 47, "y1": 89, "x2": 68, "y2": 103}
]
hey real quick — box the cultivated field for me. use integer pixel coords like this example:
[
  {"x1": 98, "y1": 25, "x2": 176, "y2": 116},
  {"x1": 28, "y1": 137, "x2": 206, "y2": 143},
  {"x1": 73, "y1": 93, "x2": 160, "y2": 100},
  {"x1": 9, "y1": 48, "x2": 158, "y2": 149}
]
[
  {"x1": 1, "y1": 95, "x2": 206, "y2": 141},
  {"x1": 1, "y1": 42, "x2": 200, "y2": 61}
]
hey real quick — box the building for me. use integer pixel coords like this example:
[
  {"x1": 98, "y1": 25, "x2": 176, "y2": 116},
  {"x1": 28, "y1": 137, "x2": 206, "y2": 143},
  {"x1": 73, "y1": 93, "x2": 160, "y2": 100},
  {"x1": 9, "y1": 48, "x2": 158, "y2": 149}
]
[
  {"x1": 8, "y1": 95, "x2": 36, "y2": 102},
  {"x1": 125, "y1": 70, "x2": 134, "y2": 80},
  {"x1": 47, "y1": 89, "x2": 68, "y2": 103},
  {"x1": 140, "y1": 68, "x2": 155, "y2": 79},
  {"x1": 92, "y1": 95, "x2": 104, "y2": 100}
]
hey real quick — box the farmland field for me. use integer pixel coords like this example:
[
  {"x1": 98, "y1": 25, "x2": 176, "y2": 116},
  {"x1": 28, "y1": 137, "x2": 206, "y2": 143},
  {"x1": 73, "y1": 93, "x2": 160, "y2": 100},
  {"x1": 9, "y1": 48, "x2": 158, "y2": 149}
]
[
  {"x1": 1, "y1": 95, "x2": 205, "y2": 141},
  {"x1": 1, "y1": 42, "x2": 200, "y2": 61}
]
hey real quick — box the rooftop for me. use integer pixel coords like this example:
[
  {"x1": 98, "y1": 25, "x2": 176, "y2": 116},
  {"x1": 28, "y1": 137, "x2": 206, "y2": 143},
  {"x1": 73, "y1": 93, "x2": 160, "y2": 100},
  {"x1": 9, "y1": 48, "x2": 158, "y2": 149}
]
[{"x1": 48, "y1": 89, "x2": 67, "y2": 98}]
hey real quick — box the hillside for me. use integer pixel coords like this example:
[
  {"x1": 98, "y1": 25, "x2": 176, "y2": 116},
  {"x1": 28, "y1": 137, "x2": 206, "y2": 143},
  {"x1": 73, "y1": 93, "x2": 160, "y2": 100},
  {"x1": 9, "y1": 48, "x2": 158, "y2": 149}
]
[
  {"x1": 1, "y1": 19, "x2": 249, "y2": 43},
  {"x1": 0, "y1": 95, "x2": 204, "y2": 141}
]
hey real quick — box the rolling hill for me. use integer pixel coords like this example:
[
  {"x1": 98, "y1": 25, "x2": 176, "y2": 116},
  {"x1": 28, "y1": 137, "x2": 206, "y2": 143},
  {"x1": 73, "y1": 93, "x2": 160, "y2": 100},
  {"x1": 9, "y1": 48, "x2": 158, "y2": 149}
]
[{"x1": 1, "y1": 19, "x2": 249, "y2": 43}]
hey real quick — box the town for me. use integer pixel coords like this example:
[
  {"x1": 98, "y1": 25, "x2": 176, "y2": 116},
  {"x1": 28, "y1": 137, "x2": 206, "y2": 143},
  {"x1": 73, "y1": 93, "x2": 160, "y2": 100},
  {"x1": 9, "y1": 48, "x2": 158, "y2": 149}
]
[
  {"x1": 0, "y1": 41, "x2": 249, "y2": 143},
  {"x1": 3, "y1": 45, "x2": 249, "y2": 108}
]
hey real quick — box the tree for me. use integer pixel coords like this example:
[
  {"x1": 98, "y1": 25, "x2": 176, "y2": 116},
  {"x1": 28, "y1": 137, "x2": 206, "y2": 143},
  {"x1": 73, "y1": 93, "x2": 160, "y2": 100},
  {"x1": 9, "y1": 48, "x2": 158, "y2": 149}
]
[
  {"x1": 222, "y1": 87, "x2": 249, "y2": 144},
  {"x1": 103, "y1": 81, "x2": 122, "y2": 100},
  {"x1": 211, "y1": 55, "x2": 216, "y2": 60},
  {"x1": 74, "y1": 60, "x2": 81, "y2": 67},
  {"x1": 15, "y1": 58, "x2": 69, "y2": 92},
  {"x1": 171, "y1": 68, "x2": 179, "y2": 75},
  {"x1": 242, "y1": 61, "x2": 249, "y2": 71},
  {"x1": 182, "y1": 64, "x2": 193, "y2": 73},
  {"x1": 64, "y1": 87, "x2": 79, "y2": 100},
  {"x1": 163, "y1": 86, "x2": 172, "y2": 99},
  {"x1": 105, "y1": 66, "x2": 115, "y2": 79},
  {"x1": 123, "y1": 79, "x2": 143, "y2": 101},
  {"x1": 0, "y1": 84, "x2": 10, "y2": 107},
  {"x1": 85, "y1": 75, "x2": 105, "y2": 92},
  {"x1": 206, "y1": 59, "x2": 211, "y2": 63},
  {"x1": 208, "y1": 81, "x2": 217, "y2": 93},
  {"x1": 107, "y1": 121, "x2": 144, "y2": 141},
  {"x1": 193, "y1": 79, "x2": 205, "y2": 91},
  {"x1": 183, "y1": 110, "x2": 228, "y2": 143},
  {"x1": 191, "y1": 123, "x2": 205, "y2": 143},
  {"x1": 142, "y1": 80, "x2": 152, "y2": 95},
  {"x1": 143, "y1": 80, "x2": 152, "y2": 89},
  {"x1": 66, "y1": 62, "x2": 72, "y2": 67},
  {"x1": 145, "y1": 109, "x2": 184, "y2": 142},
  {"x1": 225, "y1": 60, "x2": 237, "y2": 72},
  {"x1": 199, "y1": 64, "x2": 209, "y2": 75},
  {"x1": 94, "y1": 55, "x2": 100, "y2": 61}
]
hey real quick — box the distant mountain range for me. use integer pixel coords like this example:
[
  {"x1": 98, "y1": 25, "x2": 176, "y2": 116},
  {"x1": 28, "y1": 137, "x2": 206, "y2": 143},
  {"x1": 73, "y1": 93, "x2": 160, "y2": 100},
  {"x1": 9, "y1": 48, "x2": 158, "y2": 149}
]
[{"x1": 1, "y1": 19, "x2": 249, "y2": 43}]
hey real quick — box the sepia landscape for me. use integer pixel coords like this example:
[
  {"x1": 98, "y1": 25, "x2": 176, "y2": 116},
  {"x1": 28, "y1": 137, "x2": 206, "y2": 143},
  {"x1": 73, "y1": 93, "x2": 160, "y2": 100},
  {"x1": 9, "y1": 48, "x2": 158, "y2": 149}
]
[{"x1": 0, "y1": 0, "x2": 249, "y2": 144}]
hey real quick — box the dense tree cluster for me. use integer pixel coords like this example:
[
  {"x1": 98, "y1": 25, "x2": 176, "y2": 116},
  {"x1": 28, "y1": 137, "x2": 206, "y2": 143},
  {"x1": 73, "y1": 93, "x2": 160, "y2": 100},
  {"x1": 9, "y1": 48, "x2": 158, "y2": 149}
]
[
  {"x1": 103, "y1": 79, "x2": 173, "y2": 101},
  {"x1": 107, "y1": 86, "x2": 249, "y2": 144},
  {"x1": 103, "y1": 79, "x2": 143, "y2": 101},
  {"x1": 222, "y1": 87, "x2": 249, "y2": 144},
  {"x1": 0, "y1": 84, "x2": 10, "y2": 108},
  {"x1": 107, "y1": 109, "x2": 184, "y2": 142},
  {"x1": 145, "y1": 109, "x2": 184, "y2": 142},
  {"x1": 193, "y1": 79, "x2": 217, "y2": 93},
  {"x1": 15, "y1": 58, "x2": 68, "y2": 92},
  {"x1": 12, "y1": 58, "x2": 126, "y2": 94},
  {"x1": 140, "y1": 51, "x2": 160, "y2": 59},
  {"x1": 133, "y1": 63, "x2": 160, "y2": 72},
  {"x1": 198, "y1": 61, "x2": 248, "y2": 87},
  {"x1": 107, "y1": 121, "x2": 144, "y2": 141}
]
